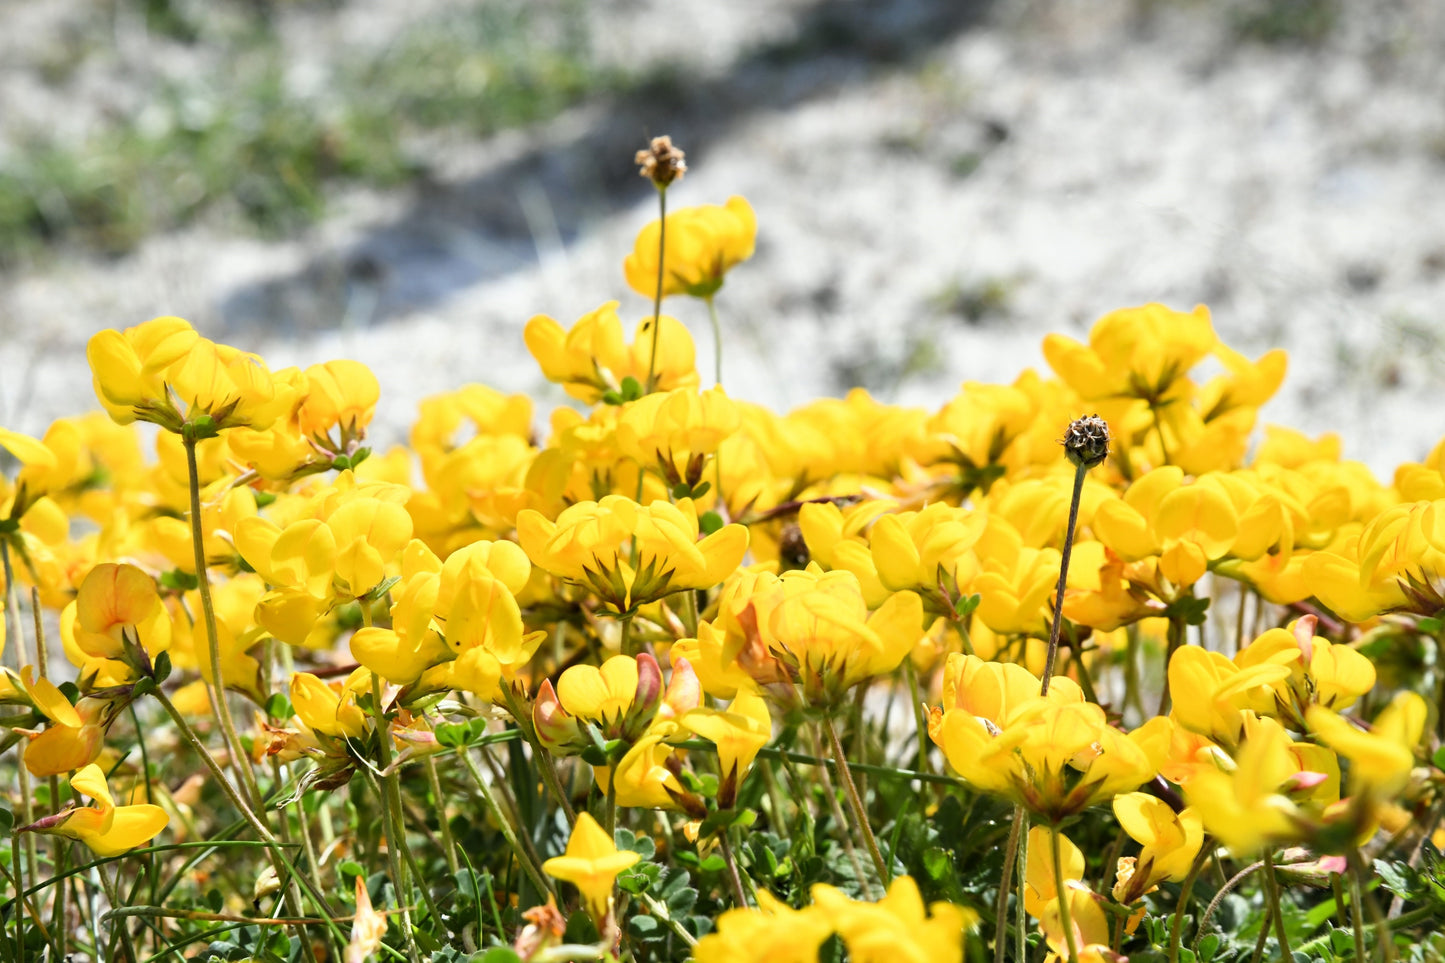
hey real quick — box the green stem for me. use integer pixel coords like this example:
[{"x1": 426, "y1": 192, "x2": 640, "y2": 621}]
[
  {"x1": 367, "y1": 677, "x2": 421, "y2": 963},
  {"x1": 1261, "y1": 850, "x2": 1292, "y2": 959},
  {"x1": 456, "y1": 748, "x2": 555, "y2": 899},
  {"x1": 619, "y1": 614, "x2": 634, "y2": 657},
  {"x1": 499, "y1": 683, "x2": 577, "y2": 826},
  {"x1": 679, "y1": 588, "x2": 700, "y2": 639},
  {"x1": 806, "y1": 723, "x2": 873, "y2": 899},
  {"x1": 821, "y1": 714, "x2": 890, "y2": 888},
  {"x1": 98, "y1": 861, "x2": 138, "y2": 963},
  {"x1": 705, "y1": 294, "x2": 724, "y2": 387},
  {"x1": 1015, "y1": 824, "x2": 1027, "y2": 963},
  {"x1": 717, "y1": 831, "x2": 750, "y2": 908},
  {"x1": 1051, "y1": 826, "x2": 1081, "y2": 963},
  {"x1": 995, "y1": 806, "x2": 1025, "y2": 963},
  {"x1": 644, "y1": 187, "x2": 669, "y2": 393},
  {"x1": 902, "y1": 657, "x2": 931, "y2": 776},
  {"x1": 424, "y1": 756, "x2": 459, "y2": 876},
  {"x1": 1, "y1": 541, "x2": 39, "y2": 892},
  {"x1": 151, "y1": 689, "x2": 345, "y2": 948},
  {"x1": 1042, "y1": 461, "x2": 1087, "y2": 695},
  {"x1": 1168, "y1": 846, "x2": 1211, "y2": 963},
  {"x1": 182, "y1": 434, "x2": 262, "y2": 812},
  {"x1": 1151, "y1": 403, "x2": 1171, "y2": 466},
  {"x1": 1349, "y1": 847, "x2": 1393, "y2": 962},
  {"x1": 1348, "y1": 860, "x2": 1368, "y2": 963},
  {"x1": 604, "y1": 773, "x2": 618, "y2": 838},
  {"x1": 1157, "y1": 616, "x2": 1185, "y2": 716}
]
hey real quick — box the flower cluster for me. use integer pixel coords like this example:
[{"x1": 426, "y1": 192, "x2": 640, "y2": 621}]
[{"x1": 2, "y1": 141, "x2": 1441, "y2": 963}]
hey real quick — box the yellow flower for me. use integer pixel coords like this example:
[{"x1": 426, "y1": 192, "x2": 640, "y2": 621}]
[
  {"x1": 597, "y1": 723, "x2": 701, "y2": 813},
  {"x1": 88, "y1": 318, "x2": 289, "y2": 434},
  {"x1": 1166, "y1": 645, "x2": 1290, "y2": 750},
  {"x1": 869, "y1": 502, "x2": 986, "y2": 608},
  {"x1": 62, "y1": 563, "x2": 172, "y2": 687},
  {"x1": 757, "y1": 568, "x2": 923, "y2": 704},
  {"x1": 1110, "y1": 793, "x2": 1204, "y2": 904},
  {"x1": 290, "y1": 670, "x2": 368, "y2": 741},
  {"x1": 21, "y1": 763, "x2": 169, "y2": 858},
  {"x1": 971, "y1": 516, "x2": 1062, "y2": 636},
  {"x1": 517, "y1": 496, "x2": 748, "y2": 614},
  {"x1": 615, "y1": 385, "x2": 740, "y2": 489},
  {"x1": 929, "y1": 656, "x2": 1155, "y2": 821},
  {"x1": 15, "y1": 667, "x2": 115, "y2": 777},
  {"x1": 812, "y1": 876, "x2": 977, "y2": 963},
  {"x1": 1232, "y1": 615, "x2": 1376, "y2": 729},
  {"x1": 553, "y1": 653, "x2": 663, "y2": 744},
  {"x1": 1182, "y1": 714, "x2": 1320, "y2": 856},
  {"x1": 295, "y1": 359, "x2": 379, "y2": 445},
  {"x1": 1307, "y1": 692, "x2": 1426, "y2": 800},
  {"x1": 525, "y1": 301, "x2": 699, "y2": 403},
  {"x1": 542, "y1": 812, "x2": 639, "y2": 922},
  {"x1": 1092, "y1": 467, "x2": 1239, "y2": 588},
  {"x1": 623, "y1": 196, "x2": 756, "y2": 300},
  {"x1": 693, "y1": 890, "x2": 833, "y2": 963},
  {"x1": 1023, "y1": 825, "x2": 1084, "y2": 919},
  {"x1": 1042, "y1": 303, "x2": 1216, "y2": 410},
  {"x1": 679, "y1": 684, "x2": 773, "y2": 808},
  {"x1": 796, "y1": 500, "x2": 891, "y2": 606}
]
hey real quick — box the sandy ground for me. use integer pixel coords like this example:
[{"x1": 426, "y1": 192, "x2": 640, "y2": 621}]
[{"x1": 1, "y1": 0, "x2": 1443, "y2": 480}]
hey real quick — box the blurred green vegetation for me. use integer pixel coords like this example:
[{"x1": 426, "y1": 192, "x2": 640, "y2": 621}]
[{"x1": 0, "y1": 0, "x2": 626, "y2": 265}]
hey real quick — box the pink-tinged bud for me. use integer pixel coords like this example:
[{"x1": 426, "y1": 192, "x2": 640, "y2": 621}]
[
  {"x1": 1285, "y1": 770, "x2": 1330, "y2": 793},
  {"x1": 1292, "y1": 614, "x2": 1317, "y2": 663},
  {"x1": 533, "y1": 679, "x2": 586, "y2": 756},
  {"x1": 624, "y1": 653, "x2": 664, "y2": 740},
  {"x1": 660, "y1": 657, "x2": 702, "y2": 720}
]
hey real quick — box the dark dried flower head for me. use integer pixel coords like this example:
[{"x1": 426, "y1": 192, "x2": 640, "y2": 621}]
[
  {"x1": 636, "y1": 135, "x2": 687, "y2": 188},
  {"x1": 1062, "y1": 414, "x2": 1110, "y2": 469}
]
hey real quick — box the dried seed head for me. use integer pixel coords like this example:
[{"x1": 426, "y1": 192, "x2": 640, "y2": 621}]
[
  {"x1": 635, "y1": 135, "x2": 687, "y2": 188},
  {"x1": 1062, "y1": 414, "x2": 1110, "y2": 469}
]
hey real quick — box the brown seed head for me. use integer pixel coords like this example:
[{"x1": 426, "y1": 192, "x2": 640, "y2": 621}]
[
  {"x1": 636, "y1": 135, "x2": 687, "y2": 188},
  {"x1": 1062, "y1": 414, "x2": 1110, "y2": 469}
]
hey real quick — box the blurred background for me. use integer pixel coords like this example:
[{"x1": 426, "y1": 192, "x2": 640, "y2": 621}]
[{"x1": 0, "y1": 0, "x2": 1442, "y2": 477}]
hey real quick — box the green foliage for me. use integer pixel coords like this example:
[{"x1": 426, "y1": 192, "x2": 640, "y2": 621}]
[{"x1": 0, "y1": 0, "x2": 631, "y2": 264}]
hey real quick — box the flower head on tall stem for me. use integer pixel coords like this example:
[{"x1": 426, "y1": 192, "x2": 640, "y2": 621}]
[{"x1": 1042, "y1": 415, "x2": 1111, "y2": 694}]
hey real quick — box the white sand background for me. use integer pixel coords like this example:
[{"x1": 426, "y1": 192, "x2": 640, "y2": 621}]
[{"x1": 1, "y1": 0, "x2": 1443, "y2": 481}]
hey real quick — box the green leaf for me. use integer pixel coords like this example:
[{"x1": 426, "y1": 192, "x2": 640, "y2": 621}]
[
  {"x1": 602, "y1": 390, "x2": 624, "y2": 406},
  {"x1": 478, "y1": 949, "x2": 523, "y2": 963},
  {"x1": 0, "y1": 806, "x2": 13, "y2": 836},
  {"x1": 265, "y1": 693, "x2": 294, "y2": 721},
  {"x1": 698, "y1": 854, "x2": 726, "y2": 873},
  {"x1": 152, "y1": 650, "x2": 172, "y2": 684},
  {"x1": 338, "y1": 860, "x2": 365, "y2": 879},
  {"x1": 629, "y1": 915, "x2": 661, "y2": 937},
  {"x1": 1417, "y1": 616, "x2": 1444, "y2": 634},
  {"x1": 1376, "y1": 860, "x2": 1417, "y2": 899},
  {"x1": 700, "y1": 511, "x2": 725, "y2": 535},
  {"x1": 690, "y1": 481, "x2": 711, "y2": 499},
  {"x1": 922, "y1": 846, "x2": 951, "y2": 882},
  {"x1": 620, "y1": 376, "x2": 643, "y2": 401},
  {"x1": 1197, "y1": 932, "x2": 1220, "y2": 960},
  {"x1": 1165, "y1": 595, "x2": 1211, "y2": 626},
  {"x1": 159, "y1": 569, "x2": 200, "y2": 591},
  {"x1": 435, "y1": 721, "x2": 470, "y2": 749},
  {"x1": 672, "y1": 482, "x2": 692, "y2": 500}
]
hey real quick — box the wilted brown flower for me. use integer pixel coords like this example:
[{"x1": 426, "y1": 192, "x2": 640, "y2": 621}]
[{"x1": 636, "y1": 135, "x2": 687, "y2": 188}]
